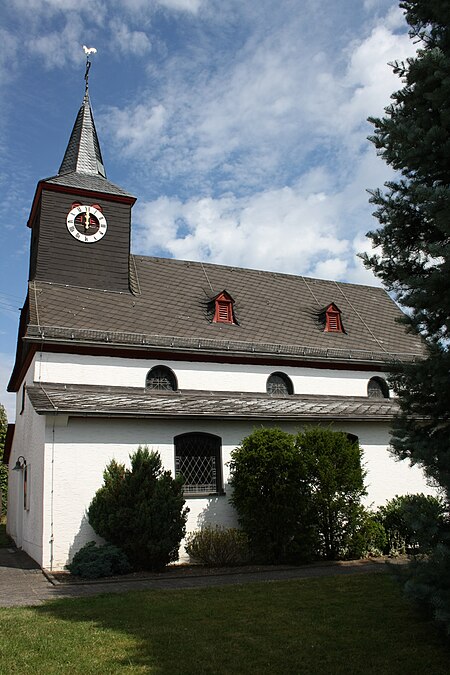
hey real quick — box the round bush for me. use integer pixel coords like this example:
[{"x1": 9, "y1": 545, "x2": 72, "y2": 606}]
[
  {"x1": 185, "y1": 526, "x2": 250, "y2": 566},
  {"x1": 67, "y1": 542, "x2": 131, "y2": 579},
  {"x1": 376, "y1": 493, "x2": 447, "y2": 555}
]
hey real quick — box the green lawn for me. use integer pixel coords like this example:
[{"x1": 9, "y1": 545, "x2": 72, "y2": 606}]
[{"x1": 0, "y1": 573, "x2": 449, "y2": 674}]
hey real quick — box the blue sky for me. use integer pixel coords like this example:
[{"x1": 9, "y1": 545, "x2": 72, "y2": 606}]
[{"x1": 0, "y1": 0, "x2": 415, "y2": 419}]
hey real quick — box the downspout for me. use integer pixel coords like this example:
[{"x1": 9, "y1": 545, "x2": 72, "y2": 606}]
[{"x1": 49, "y1": 415, "x2": 56, "y2": 572}]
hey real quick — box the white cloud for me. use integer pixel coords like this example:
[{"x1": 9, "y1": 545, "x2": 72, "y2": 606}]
[
  {"x1": 26, "y1": 14, "x2": 87, "y2": 68},
  {"x1": 133, "y1": 159, "x2": 373, "y2": 278},
  {"x1": 156, "y1": 0, "x2": 203, "y2": 11},
  {"x1": 109, "y1": 18, "x2": 151, "y2": 56},
  {"x1": 0, "y1": 29, "x2": 19, "y2": 85}
]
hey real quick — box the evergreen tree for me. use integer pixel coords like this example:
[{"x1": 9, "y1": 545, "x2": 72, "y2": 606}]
[
  {"x1": 0, "y1": 404, "x2": 8, "y2": 517},
  {"x1": 88, "y1": 447, "x2": 188, "y2": 571},
  {"x1": 362, "y1": 1, "x2": 450, "y2": 630}
]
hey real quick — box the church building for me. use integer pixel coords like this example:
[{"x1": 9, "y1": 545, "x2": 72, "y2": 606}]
[{"x1": 4, "y1": 74, "x2": 432, "y2": 571}]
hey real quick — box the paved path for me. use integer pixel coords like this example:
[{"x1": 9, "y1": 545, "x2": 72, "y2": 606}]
[{"x1": 0, "y1": 546, "x2": 399, "y2": 608}]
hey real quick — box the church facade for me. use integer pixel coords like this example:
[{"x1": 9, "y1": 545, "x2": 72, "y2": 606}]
[{"x1": 5, "y1": 81, "x2": 433, "y2": 571}]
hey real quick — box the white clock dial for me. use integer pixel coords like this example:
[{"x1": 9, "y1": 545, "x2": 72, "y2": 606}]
[{"x1": 66, "y1": 204, "x2": 107, "y2": 243}]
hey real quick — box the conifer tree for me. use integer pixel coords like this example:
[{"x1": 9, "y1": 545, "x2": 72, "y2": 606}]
[
  {"x1": 363, "y1": 1, "x2": 450, "y2": 630},
  {"x1": 0, "y1": 404, "x2": 7, "y2": 516}
]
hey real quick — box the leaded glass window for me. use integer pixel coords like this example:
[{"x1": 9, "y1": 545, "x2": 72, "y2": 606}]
[
  {"x1": 367, "y1": 377, "x2": 389, "y2": 399},
  {"x1": 266, "y1": 372, "x2": 294, "y2": 396},
  {"x1": 146, "y1": 366, "x2": 177, "y2": 391},
  {"x1": 175, "y1": 432, "x2": 222, "y2": 495}
]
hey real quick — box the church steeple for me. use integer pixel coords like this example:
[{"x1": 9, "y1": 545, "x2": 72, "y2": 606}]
[
  {"x1": 26, "y1": 49, "x2": 136, "y2": 293},
  {"x1": 58, "y1": 88, "x2": 106, "y2": 178}
]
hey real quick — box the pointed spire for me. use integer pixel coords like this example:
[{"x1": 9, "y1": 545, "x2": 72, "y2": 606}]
[{"x1": 58, "y1": 48, "x2": 106, "y2": 178}]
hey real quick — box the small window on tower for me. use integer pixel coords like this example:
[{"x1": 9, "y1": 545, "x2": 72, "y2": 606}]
[
  {"x1": 323, "y1": 303, "x2": 344, "y2": 333},
  {"x1": 213, "y1": 291, "x2": 235, "y2": 324}
]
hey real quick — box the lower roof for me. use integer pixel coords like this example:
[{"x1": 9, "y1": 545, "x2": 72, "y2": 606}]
[{"x1": 26, "y1": 384, "x2": 398, "y2": 422}]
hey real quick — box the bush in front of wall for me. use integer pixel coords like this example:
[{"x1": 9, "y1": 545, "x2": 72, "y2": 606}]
[
  {"x1": 294, "y1": 428, "x2": 367, "y2": 560},
  {"x1": 229, "y1": 427, "x2": 318, "y2": 564},
  {"x1": 185, "y1": 526, "x2": 250, "y2": 566},
  {"x1": 345, "y1": 509, "x2": 387, "y2": 560},
  {"x1": 88, "y1": 446, "x2": 189, "y2": 571},
  {"x1": 67, "y1": 541, "x2": 131, "y2": 579}
]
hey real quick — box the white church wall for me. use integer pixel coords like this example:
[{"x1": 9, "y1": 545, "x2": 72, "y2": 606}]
[
  {"x1": 32, "y1": 352, "x2": 388, "y2": 398},
  {"x1": 40, "y1": 415, "x2": 435, "y2": 570},
  {"x1": 7, "y1": 379, "x2": 46, "y2": 566}
]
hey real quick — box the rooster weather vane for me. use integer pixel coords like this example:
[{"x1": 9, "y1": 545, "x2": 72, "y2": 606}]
[{"x1": 82, "y1": 45, "x2": 97, "y2": 92}]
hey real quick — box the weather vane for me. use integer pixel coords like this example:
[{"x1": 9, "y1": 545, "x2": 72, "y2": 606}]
[{"x1": 82, "y1": 45, "x2": 97, "y2": 93}]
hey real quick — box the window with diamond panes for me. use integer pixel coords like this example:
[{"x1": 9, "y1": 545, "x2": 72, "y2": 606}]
[
  {"x1": 367, "y1": 377, "x2": 389, "y2": 399},
  {"x1": 175, "y1": 432, "x2": 222, "y2": 495},
  {"x1": 266, "y1": 372, "x2": 294, "y2": 396},
  {"x1": 145, "y1": 366, "x2": 177, "y2": 391}
]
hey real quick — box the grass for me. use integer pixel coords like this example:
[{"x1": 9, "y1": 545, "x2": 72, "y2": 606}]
[{"x1": 0, "y1": 573, "x2": 448, "y2": 674}]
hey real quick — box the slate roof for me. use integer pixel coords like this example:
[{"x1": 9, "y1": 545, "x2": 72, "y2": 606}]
[
  {"x1": 44, "y1": 172, "x2": 134, "y2": 198},
  {"x1": 24, "y1": 255, "x2": 424, "y2": 365},
  {"x1": 58, "y1": 90, "x2": 106, "y2": 177},
  {"x1": 26, "y1": 384, "x2": 399, "y2": 421},
  {"x1": 42, "y1": 90, "x2": 134, "y2": 199}
]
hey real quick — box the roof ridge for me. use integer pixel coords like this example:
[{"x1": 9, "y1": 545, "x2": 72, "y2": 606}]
[{"x1": 132, "y1": 254, "x2": 386, "y2": 292}]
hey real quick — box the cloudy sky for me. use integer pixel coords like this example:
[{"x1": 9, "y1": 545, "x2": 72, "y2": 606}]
[{"x1": 0, "y1": 0, "x2": 415, "y2": 418}]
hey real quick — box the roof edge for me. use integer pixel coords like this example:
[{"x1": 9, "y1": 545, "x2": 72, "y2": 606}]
[{"x1": 23, "y1": 323, "x2": 422, "y2": 366}]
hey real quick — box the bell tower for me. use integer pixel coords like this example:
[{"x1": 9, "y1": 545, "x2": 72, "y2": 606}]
[{"x1": 27, "y1": 54, "x2": 136, "y2": 293}]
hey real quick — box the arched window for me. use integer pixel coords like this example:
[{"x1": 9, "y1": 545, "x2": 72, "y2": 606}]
[
  {"x1": 145, "y1": 365, "x2": 177, "y2": 391},
  {"x1": 367, "y1": 377, "x2": 389, "y2": 399},
  {"x1": 266, "y1": 372, "x2": 294, "y2": 396},
  {"x1": 175, "y1": 432, "x2": 222, "y2": 495}
]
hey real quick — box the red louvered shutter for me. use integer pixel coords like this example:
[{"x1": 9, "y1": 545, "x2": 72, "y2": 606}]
[
  {"x1": 213, "y1": 294, "x2": 234, "y2": 323},
  {"x1": 325, "y1": 308, "x2": 343, "y2": 332}
]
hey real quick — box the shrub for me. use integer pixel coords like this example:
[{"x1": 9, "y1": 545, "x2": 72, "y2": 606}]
[
  {"x1": 376, "y1": 493, "x2": 447, "y2": 555},
  {"x1": 67, "y1": 541, "x2": 131, "y2": 579},
  {"x1": 229, "y1": 428, "x2": 318, "y2": 564},
  {"x1": 185, "y1": 526, "x2": 250, "y2": 566},
  {"x1": 88, "y1": 447, "x2": 189, "y2": 571},
  {"x1": 295, "y1": 428, "x2": 367, "y2": 560},
  {"x1": 346, "y1": 510, "x2": 387, "y2": 560}
]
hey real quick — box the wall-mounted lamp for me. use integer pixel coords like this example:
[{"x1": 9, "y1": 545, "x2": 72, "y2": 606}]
[{"x1": 12, "y1": 456, "x2": 27, "y2": 471}]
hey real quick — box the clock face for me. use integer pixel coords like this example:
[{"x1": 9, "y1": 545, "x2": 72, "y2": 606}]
[{"x1": 66, "y1": 204, "x2": 107, "y2": 243}]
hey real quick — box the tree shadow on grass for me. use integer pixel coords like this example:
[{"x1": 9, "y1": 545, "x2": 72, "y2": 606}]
[{"x1": 29, "y1": 574, "x2": 450, "y2": 675}]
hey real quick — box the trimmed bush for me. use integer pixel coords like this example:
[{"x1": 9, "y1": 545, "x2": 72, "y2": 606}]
[
  {"x1": 67, "y1": 541, "x2": 131, "y2": 579},
  {"x1": 295, "y1": 428, "x2": 367, "y2": 560},
  {"x1": 230, "y1": 427, "x2": 369, "y2": 563},
  {"x1": 88, "y1": 447, "x2": 189, "y2": 571},
  {"x1": 229, "y1": 428, "x2": 317, "y2": 563},
  {"x1": 185, "y1": 526, "x2": 250, "y2": 566}
]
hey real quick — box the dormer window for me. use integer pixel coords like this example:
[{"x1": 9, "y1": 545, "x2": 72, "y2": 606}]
[
  {"x1": 213, "y1": 291, "x2": 235, "y2": 324},
  {"x1": 323, "y1": 303, "x2": 344, "y2": 333}
]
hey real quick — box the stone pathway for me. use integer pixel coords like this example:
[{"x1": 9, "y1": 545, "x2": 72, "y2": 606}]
[{"x1": 0, "y1": 546, "x2": 400, "y2": 608}]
